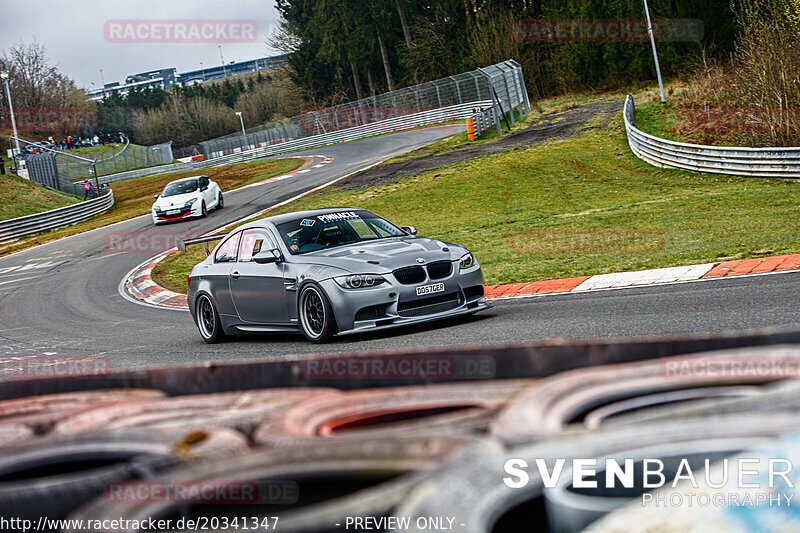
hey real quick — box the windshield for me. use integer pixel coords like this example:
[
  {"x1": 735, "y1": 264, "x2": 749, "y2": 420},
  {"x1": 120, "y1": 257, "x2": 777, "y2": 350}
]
[
  {"x1": 276, "y1": 211, "x2": 406, "y2": 254},
  {"x1": 161, "y1": 180, "x2": 198, "y2": 197}
]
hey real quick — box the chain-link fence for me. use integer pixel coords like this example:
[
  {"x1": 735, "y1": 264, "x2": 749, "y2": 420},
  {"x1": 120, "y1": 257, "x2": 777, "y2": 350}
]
[
  {"x1": 197, "y1": 59, "x2": 529, "y2": 159},
  {"x1": 55, "y1": 141, "x2": 174, "y2": 180},
  {"x1": 20, "y1": 137, "x2": 174, "y2": 194}
]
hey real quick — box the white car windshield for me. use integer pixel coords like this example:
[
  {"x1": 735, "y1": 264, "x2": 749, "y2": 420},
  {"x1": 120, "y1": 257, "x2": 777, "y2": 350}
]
[{"x1": 161, "y1": 180, "x2": 198, "y2": 197}]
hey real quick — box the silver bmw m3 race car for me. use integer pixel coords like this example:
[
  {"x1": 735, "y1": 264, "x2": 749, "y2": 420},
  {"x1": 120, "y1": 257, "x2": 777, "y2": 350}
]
[{"x1": 182, "y1": 208, "x2": 488, "y2": 343}]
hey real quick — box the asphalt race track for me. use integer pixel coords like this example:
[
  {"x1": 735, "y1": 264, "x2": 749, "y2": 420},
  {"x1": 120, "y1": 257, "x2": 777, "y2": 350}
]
[{"x1": 1, "y1": 125, "x2": 799, "y2": 371}]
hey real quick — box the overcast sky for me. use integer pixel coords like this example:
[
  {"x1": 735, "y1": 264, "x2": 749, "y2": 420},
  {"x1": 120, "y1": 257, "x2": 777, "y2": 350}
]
[{"x1": 2, "y1": 0, "x2": 282, "y2": 89}]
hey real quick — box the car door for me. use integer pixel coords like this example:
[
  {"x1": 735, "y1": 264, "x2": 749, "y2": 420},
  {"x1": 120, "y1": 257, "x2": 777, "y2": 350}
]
[
  {"x1": 199, "y1": 176, "x2": 215, "y2": 205},
  {"x1": 229, "y1": 229, "x2": 289, "y2": 324},
  {"x1": 207, "y1": 231, "x2": 241, "y2": 316}
]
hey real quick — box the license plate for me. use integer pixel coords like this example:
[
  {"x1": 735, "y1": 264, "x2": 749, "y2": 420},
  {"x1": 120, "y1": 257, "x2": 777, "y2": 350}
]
[
  {"x1": 165, "y1": 209, "x2": 180, "y2": 215},
  {"x1": 416, "y1": 283, "x2": 445, "y2": 296}
]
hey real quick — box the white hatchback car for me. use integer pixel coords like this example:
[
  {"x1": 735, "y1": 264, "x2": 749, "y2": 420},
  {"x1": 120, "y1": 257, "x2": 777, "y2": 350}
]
[{"x1": 152, "y1": 176, "x2": 223, "y2": 224}]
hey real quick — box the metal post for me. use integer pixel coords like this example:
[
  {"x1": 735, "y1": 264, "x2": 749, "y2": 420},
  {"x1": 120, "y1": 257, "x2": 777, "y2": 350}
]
[
  {"x1": 219, "y1": 45, "x2": 227, "y2": 78},
  {"x1": 491, "y1": 105, "x2": 502, "y2": 136},
  {"x1": 450, "y1": 77, "x2": 463, "y2": 104},
  {"x1": 92, "y1": 161, "x2": 100, "y2": 193},
  {"x1": 236, "y1": 111, "x2": 246, "y2": 149},
  {"x1": 643, "y1": 0, "x2": 666, "y2": 103},
  {"x1": 1, "y1": 71, "x2": 22, "y2": 160},
  {"x1": 498, "y1": 69, "x2": 516, "y2": 126},
  {"x1": 516, "y1": 64, "x2": 531, "y2": 116}
]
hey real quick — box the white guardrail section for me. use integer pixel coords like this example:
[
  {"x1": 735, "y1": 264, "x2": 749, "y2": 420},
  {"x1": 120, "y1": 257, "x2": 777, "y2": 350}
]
[
  {"x1": 624, "y1": 95, "x2": 800, "y2": 178},
  {"x1": 83, "y1": 101, "x2": 493, "y2": 186},
  {"x1": 0, "y1": 190, "x2": 114, "y2": 245}
]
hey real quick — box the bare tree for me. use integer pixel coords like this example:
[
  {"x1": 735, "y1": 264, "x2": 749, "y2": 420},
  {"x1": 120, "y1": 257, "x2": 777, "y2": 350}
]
[{"x1": 1, "y1": 39, "x2": 87, "y2": 110}]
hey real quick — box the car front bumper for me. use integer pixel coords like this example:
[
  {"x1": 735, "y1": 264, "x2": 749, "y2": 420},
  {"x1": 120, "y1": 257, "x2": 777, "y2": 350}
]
[
  {"x1": 320, "y1": 264, "x2": 488, "y2": 336},
  {"x1": 152, "y1": 203, "x2": 202, "y2": 224}
]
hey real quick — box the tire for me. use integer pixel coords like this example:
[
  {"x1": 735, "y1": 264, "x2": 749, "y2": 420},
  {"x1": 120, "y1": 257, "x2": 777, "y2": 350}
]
[
  {"x1": 216, "y1": 191, "x2": 224, "y2": 209},
  {"x1": 298, "y1": 283, "x2": 337, "y2": 343},
  {"x1": 0, "y1": 389, "x2": 165, "y2": 435},
  {"x1": 195, "y1": 293, "x2": 225, "y2": 343},
  {"x1": 65, "y1": 435, "x2": 476, "y2": 532},
  {"x1": 0, "y1": 423, "x2": 34, "y2": 447},
  {"x1": 200, "y1": 200, "x2": 207, "y2": 217},
  {"x1": 489, "y1": 344, "x2": 797, "y2": 446},
  {"x1": 598, "y1": 379, "x2": 800, "y2": 428},
  {"x1": 53, "y1": 388, "x2": 338, "y2": 438},
  {"x1": 390, "y1": 413, "x2": 800, "y2": 533},
  {"x1": 253, "y1": 379, "x2": 535, "y2": 447},
  {"x1": 0, "y1": 426, "x2": 247, "y2": 523}
]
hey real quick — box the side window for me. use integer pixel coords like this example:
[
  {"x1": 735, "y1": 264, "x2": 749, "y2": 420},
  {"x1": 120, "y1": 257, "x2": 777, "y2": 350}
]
[
  {"x1": 239, "y1": 229, "x2": 276, "y2": 262},
  {"x1": 350, "y1": 219, "x2": 375, "y2": 239},
  {"x1": 214, "y1": 232, "x2": 241, "y2": 263}
]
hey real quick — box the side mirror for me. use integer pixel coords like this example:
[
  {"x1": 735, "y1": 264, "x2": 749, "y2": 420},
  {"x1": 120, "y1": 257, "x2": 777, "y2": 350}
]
[
  {"x1": 154, "y1": 194, "x2": 159, "y2": 199},
  {"x1": 253, "y1": 249, "x2": 282, "y2": 264},
  {"x1": 200, "y1": 185, "x2": 208, "y2": 191},
  {"x1": 401, "y1": 226, "x2": 418, "y2": 236}
]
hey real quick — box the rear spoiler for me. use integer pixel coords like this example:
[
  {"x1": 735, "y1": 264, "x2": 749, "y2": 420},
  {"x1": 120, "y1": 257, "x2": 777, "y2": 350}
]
[{"x1": 177, "y1": 233, "x2": 228, "y2": 255}]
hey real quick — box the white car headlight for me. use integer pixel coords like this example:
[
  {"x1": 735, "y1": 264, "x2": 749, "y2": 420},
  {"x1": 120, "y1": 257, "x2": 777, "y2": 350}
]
[
  {"x1": 334, "y1": 274, "x2": 388, "y2": 289},
  {"x1": 459, "y1": 252, "x2": 476, "y2": 270},
  {"x1": 184, "y1": 198, "x2": 199, "y2": 208}
]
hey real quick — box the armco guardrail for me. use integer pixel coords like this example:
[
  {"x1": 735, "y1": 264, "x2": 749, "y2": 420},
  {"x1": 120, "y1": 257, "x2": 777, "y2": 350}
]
[
  {"x1": 624, "y1": 95, "x2": 800, "y2": 178},
  {"x1": 83, "y1": 101, "x2": 492, "y2": 185},
  {"x1": 0, "y1": 189, "x2": 114, "y2": 245}
]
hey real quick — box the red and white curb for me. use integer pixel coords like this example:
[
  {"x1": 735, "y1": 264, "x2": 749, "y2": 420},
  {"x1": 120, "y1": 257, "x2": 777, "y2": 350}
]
[
  {"x1": 236, "y1": 155, "x2": 333, "y2": 191},
  {"x1": 124, "y1": 252, "x2": 800, "y2": 311},
  {"x1": 121, "y1": 251, "x2": 188, "y2": 310},
  {"x1": 485, "y1": 254, "x2": 800, "y2": 299}
]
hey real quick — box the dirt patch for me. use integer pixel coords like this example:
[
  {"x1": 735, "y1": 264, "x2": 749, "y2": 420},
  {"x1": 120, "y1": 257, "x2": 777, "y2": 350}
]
[{"x1": 336, "y1": 101, "x2": 622, "y2": 190}]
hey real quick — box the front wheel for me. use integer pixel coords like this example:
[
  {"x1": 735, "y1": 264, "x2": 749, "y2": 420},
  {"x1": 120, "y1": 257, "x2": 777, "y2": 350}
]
[
  {"x1": 298, "y1": 284, "x2": 336, "y2": 343},
  {"x1": 200, "y1": 201, "x2": 207, "y2": 218},
  {"x1": 217, "y1": 192, "x2": 224, "y2": 209},
  {"x1": 196, "y1": 294, "x2": 226, "y2": 343}
]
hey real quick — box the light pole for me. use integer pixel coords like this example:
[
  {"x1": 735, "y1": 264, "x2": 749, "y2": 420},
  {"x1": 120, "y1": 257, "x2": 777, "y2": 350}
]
[
  {"x1": 235, "y1": 111, "x2": 246, "y2": 149},
  {"x1": 1, "y1": 70, "x2": 22, "y2": 169},
  {"x1": 643, "y1": 0, "x2": 666, "y2": 103},
  {"x1": 200, "y1": 61, "x2": 205, "y2": 82},
  {"x1": 219, "y1": 45, "x2": 226, "y2": 78},
  {"x1": 100, "y1": 68, "x2": 106, "y2": 98}
]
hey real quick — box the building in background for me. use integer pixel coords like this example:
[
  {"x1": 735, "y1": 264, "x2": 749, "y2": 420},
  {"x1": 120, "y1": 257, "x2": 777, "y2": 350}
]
[{"x1": 87, "y1": 54, "x2": 288, "y2": 101}]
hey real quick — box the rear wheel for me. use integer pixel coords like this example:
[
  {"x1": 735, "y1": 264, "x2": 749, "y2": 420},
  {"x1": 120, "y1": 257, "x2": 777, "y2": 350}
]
[
  {"x1": 196, "y1": 294, "x2": 225, "y2": 343},
  {"x1": 298, "y1": 284, "x2": 336, "y2": 343}
]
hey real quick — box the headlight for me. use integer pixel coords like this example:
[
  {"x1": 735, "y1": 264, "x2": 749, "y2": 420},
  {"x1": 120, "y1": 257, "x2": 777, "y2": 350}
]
[
  {"x1": 184, "y1": 198, "x2": 198, "y2": 208},
  {"x1": 334, "y1": 274, "x2": 388, "y2": 289},
  {"x1": 459, "y1": 252, "x2": 476, "y2": 270}
]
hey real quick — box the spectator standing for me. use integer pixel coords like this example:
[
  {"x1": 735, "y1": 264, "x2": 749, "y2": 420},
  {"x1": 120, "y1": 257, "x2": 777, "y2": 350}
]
[{"x1": 82, "y1": 179, "x2": 92, "y2": 200}]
